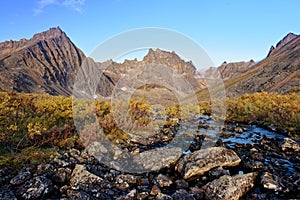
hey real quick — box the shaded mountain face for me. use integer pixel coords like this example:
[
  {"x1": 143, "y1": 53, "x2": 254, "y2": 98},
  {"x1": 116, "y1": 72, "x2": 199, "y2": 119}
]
[
  {"x1": 0, "y1": 27, "x2": 86, "y2": 96},
  {"x1": 225, "y1": 33, "x2": 300, "y2": 97},
  {"x1": 0, "y1": 28, "x2": 199, "y2": 98}
]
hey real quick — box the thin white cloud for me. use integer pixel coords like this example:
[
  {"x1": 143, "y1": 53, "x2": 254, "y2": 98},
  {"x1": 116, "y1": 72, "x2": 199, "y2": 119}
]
[
  {"x1": 34, "y1": 0, "x2": 85, "y2": 16},
  {"x1": 62, "y1": 0, "x2": 85, "y2": 13}
]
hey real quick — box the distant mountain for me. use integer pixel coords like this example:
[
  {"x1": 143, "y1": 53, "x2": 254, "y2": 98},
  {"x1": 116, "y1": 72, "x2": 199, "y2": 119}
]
[
  {"x1": 205, "y1": 60, "x2": 255, "y2": 80},
  {"x1": 224, "y1": 32, "x2": 300, "y2": 97},
  {"x1": 0, "y1": 27, "x2": 85, "y2": 96},
  {"x1": 0, "y1": 27, "x2": 198, "y2": 98},
  {"x1": 0, "y1": 27, "x2": 299, "y2": 100}
]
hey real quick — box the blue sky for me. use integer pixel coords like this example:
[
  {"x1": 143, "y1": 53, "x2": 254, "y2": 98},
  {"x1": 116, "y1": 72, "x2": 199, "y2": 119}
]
[{"x1": 1, "y1": 0, "x2": 300, "y2": 66}]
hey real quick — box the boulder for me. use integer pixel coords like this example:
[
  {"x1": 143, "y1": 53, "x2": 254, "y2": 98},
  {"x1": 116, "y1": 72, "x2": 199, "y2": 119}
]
[
  {"x1": 15, "y1": 176, "x2": 52, "y2": 200},
  {"x1": 280, "y1": 138, "x2": 300, "y2": 153},
  {"x1": 175, "y1": 179, "x2": 189, "y2": 189},
  {"x1": 156, "y1": 174, "x2": 173, "y2": 188},
  {"x1": 261, "y1": 172, "x2": 282, "y2": 191},
  {"x1": 10, "y1": 171, "x2": 31, "y2": 185},
  {"x1": 69, "y1": 164, "x2": 103, "y2": 190},
  {"x1": 51, "y1": 168, "x2": 72, "y2": 184},
  {"x1": 171, "y1": 189, "x2": 195, "y2": 200},
  {"x1": 150, "y1": 185, "x2": 161, "y2": 195},
  {"x1": 202, "y1": 172, "x2": 257, "y2": 200},
  {"x1": 115, "y1": 174, "x2": 137, "y2": 190},
  {"x1": 131, "y1": 147, "x2": 182, "y2": 172},
  {"x1": 156, "y1": 193, "x2": 173, "y2": 200},
  {"x1": 176, "y1": 147, "x2": 241, "y2": 179}
]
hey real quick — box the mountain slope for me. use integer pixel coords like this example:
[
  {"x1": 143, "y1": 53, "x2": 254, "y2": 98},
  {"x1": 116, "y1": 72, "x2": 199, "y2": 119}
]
[
  {"x1": 224, "y1": 33, "x2": 300, "y2": 97},
  {"x1": 0, "y1": 28, "x2": 199, "y2": 99},
  {"x1": 0, "y1": 27, "x2": 86, "y2": 96}
]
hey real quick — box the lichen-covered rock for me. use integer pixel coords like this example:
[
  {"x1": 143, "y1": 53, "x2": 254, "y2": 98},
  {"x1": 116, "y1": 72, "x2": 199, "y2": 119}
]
[
  {"x1": 171, "y1": 189, "x2": 195, "y2": 200},
  {"x1": 156, "y1": 174, "x2": 173, "y2": 188},
  {"x1": 51, "y1": 167, "x2": 72, "y2": 184},
  {"x1": 150, "y1": 185, "x2": 161, "y2": 195},
  {"x1": 189, "y1": 186, "x2": 204, "y2": 199},
  {"x1": 66, "y1": 190, "x2": 91, "y2": 199},
  {"x1": 15, "y1": 176, "x2": 52, "y2": 200},
  {"x1": 10, "y1": 171, "x2": 31, "y2": 185},
  {"x1": 202, "y1": 172, "x2": 258, "y2": 200},
  {"x1": 115, "y1": 174, "x2": 137, "y2": 190},
  {"x1": 175, "y1": 179, "x2": 189, "y2": 189},
  {"x1": 116, "y1": 189, "x2": 137, "y2": 200},
  {"x1": 130, "y1": 147, "x2": 182, "y2": 172},
  {"x1": 261, "y1": 172, "x2": 282, "y2": 191},
  {"x1": 69, "y1": 164, "x2": 103, "y2": 190},
  {"x1": 156, "y1": 192, "x2": 173, "y2": 200},
  {"x1": 280, "y1": 138, "x2": 300, "y2": 153},
  {"x1": 176, "y1": 147, "x2": 241, "y2": 179}
]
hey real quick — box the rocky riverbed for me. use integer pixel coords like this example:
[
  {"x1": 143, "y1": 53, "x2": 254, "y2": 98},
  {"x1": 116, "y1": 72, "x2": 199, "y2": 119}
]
[{"x1": 0, "y1": 116, "x2": 299, "y2": 200}]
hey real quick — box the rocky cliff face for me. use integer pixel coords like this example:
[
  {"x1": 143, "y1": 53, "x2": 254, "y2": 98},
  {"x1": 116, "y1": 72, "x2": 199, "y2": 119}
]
[{"x1": 0, "y1": 27, "x2": 85, "y2": 96}]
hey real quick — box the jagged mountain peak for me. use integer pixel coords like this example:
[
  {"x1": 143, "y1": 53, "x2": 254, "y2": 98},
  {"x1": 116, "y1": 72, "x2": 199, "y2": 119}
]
[
  {"x1": 267, "y1": 32, "x2": 298, "y2": 57},
  {"x1": 0, "y1": 27, "x2": 68, "y2": 52},
  {"x1": 0, "y1": 26, "x2": 86, "y2": 96},
  {"x1": 32, "y1": 26, "x2": 66, "y2": 42},
  {"x1": 276, "y1": 32, "x2": 298, "y2": 48},
  {"x1": 143, "y1": 48, "x2": 177, "y2": 60},
  {"x1": 141, "y1": 48, "x2": 196, "y2": 75}
]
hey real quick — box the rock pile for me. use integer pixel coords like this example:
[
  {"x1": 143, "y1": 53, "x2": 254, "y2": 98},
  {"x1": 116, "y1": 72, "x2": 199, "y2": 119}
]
[{"x1": 0, "y1": 117, "x2": 299, "y2": 199}]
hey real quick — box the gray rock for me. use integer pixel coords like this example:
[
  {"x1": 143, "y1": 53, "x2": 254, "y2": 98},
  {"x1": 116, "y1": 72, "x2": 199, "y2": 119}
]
[
  {"x1": 280, "y1": 138, "x2": 300, "y2": 153},
  {"x1": 156, "y1": 174, "x2": 173, "y2": 187},
  {"x1": 10, "y1": 171, "x2": 31, "y2": 185},
  {"x1": 0, "y1": 185, "x2": 17, "y2": 200},
  {"x1": 261, "y1": 172, "x2": 282, "y2": 191},
  {"x1": 156, "y1": 192, "x2": 173, "y2": 200},
  {"x1": 115, "y1": 174, "x2": 137, "y2": 190},
  {"x1": 137, "y1": 191, "x2": 149, "y2": 200},
  {"x1": 171, "y1": 189, "x2": 195, "y2": 200},
  {"x1": 202, "y1": 172, "x2": 258, "y2": 200},
  {"x1": 66, "y1": 190, "x2": 91, "y2": 199},
  {"x1": 176, "y1": 147, "x2": 241, "y2": 179},
  {"x1": 69, "y1": 164, "x2": 103, "y2": 190},
  {"x1": 116, "y1": 189, "x2": 137, "y2": 200},
  {"x1": 130, "y1": 147, "x2": 182, "y2": 173},
  {"x1": 208, "y1": 166, "x2": 230, "y2": 178},
  {"x1": 189, "y1": 186, "x2": 204, "y2": 199},
  {"x1": 52, "y1": 168, "x2": 72, "y2": 183},
  {"x1": 53, "y1": 157, "x2": 70, "y2": 167},
  {"x1": 150, "y1": 185, "x2": 161, "y2": 195},
  {"x1": 175, "y1": 179, "x2": 189, "y2": 189},
  {"x1": 35, "y1": 163, "x2": 54, "y2": 176},
  {"x1": 15, "y1": 176, "x2": 52, "y2": 200}
]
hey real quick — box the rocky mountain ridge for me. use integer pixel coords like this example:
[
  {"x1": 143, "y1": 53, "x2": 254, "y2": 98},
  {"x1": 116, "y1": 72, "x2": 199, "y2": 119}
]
[
  {"x1": 224, "y1": 33, "x2": 300, "y2": 97},
  {"x1": 0, "y1": 27, "x2": 198, "y2": 98},
  {"x1": 267, "y1": 32, "x2": 298, "y2": 57},
  {"x1": 0, "y1": 27, "x2": 299, "y2": 99}
]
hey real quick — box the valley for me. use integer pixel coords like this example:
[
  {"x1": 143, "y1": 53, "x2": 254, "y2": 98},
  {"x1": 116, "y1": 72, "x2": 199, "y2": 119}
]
[{"x1": 0, "y1": 27, "x2": 299, "y2": 200}]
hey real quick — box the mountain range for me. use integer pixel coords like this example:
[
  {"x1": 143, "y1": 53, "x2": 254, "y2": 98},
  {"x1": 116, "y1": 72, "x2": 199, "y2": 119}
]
[{"x1": 0, "y1": 27, "x2": 299, "y2": 100}]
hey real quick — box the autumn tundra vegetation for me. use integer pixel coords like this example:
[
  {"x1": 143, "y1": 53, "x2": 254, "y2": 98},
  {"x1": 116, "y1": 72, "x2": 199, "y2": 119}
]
[{"x1": 0, "y1": 91, "x2": 299, "y2": 171}]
